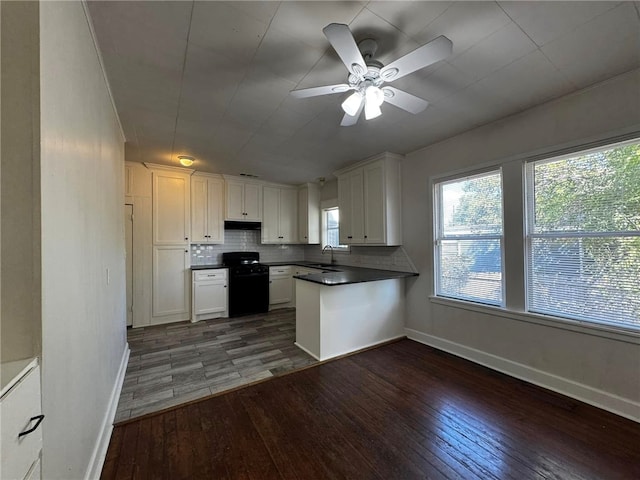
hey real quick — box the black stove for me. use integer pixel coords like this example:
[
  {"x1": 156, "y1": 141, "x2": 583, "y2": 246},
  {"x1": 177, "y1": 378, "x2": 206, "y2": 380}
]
[{"x1": 222, "y1": 252, "x2": 269, "y2": 317}]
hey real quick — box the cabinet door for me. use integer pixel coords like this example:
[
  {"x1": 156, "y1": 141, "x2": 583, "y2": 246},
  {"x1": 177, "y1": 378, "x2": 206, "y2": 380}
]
[
  {"x1": 269, "y1": 275, "x2": 293, "y2": 304},
  {"x1": 225, "y1": 181, "x2": 245, "y2": 220},
  {"x1": 364, "y1": 161, "x2": 386, "y2": 244},
  {"x1": 349, "y1": 170, "x2": 365, "y2": 244},
  {"x1": 153, "y1": 246, "x2": 190, "y2": 319},
  {"x1": 153, "y1": 171, "x2": 190, "y2": 245},
  {"x1": 206, "y1": 178, "x2": 224, "y2": 243},
  {"x1": 124, "y1": 164, "x2": 134, "y2": 196},
  {"x1": 279, "y1": 188, "x2": 297, "y2": 243},
  {"x1": 298, "y1": 187, "x2": 309, "y2": 242},
  {"x1": 243, "y1": 183, "x2": 262, "y2": 221},
  {"x1": 338, "y1": 176, "x2": 352, "y2": 245},
  {"x1": 194, "y1": 280, "x2": 227, "y2": 315},
  {"x1": 262, "y1": 187, "x2": 279, "y2": 243},
  {"x1": 191, "y1": 176, "x2": 208, "y2": 243}
]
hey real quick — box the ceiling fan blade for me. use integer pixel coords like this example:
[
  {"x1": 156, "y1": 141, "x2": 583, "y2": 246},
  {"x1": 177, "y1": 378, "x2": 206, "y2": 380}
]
[
  {"x1": 380, "y1": 35, "x2": 453, "y2": 82},
  {"x1": 323, "y1": 23, "x2": 367, "y2": 78},
  {"x1": 340, "y1": 100, "x2": 364, "y2": 126},
  {"x1": 382, "y1": 87, "x2": 429, "y2": 114},
  {"x1": 290, "y1": 84, "x2": 351, "y2": 98}
]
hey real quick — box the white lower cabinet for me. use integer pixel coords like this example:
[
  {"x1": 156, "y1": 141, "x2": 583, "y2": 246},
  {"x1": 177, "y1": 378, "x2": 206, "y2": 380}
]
[
  {"x1": 1, "y1": 361, "x2": 42, "y2": 480},
  {"x1": 192, "y1": 269, "x2": 228, "y2": 322},
  {"x1": 269, "y1": 266, "x2": 293, "y2": 308},
  {"x1": 152, "y1": 246, "x2": 190, "y2": 323}
]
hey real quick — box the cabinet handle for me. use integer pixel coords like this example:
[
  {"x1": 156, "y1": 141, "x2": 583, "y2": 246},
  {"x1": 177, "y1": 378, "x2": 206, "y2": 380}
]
[
  {"x1": 18, "y1": 415, "x2": 45, "y2": 438},
  {"x1": 347, "y1": 236, "x2": 353, "y2": 239},
  {"x1": 185, "y1": 237, "x2": 189, "y2": 241},
  {"x1": 224, "y1": 285, "x2": 227, "y2": 288},
  {"x1": 185, "y1": 250, "x2": 188, "y2": 253},
  {"x1": 364, "y1": 235, "x2": 368, "y2": 239}
]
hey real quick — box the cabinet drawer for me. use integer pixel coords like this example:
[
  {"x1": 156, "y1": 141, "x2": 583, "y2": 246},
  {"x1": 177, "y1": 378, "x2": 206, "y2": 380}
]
[
  {"x1": 269, "y1": 266, "x2": 291, "y2": 276},
  {"x1": 194, "y1": 270, "x2": 227, "y2": 282},
  {"x1": 1, "y1": 364, "x2": 42, "y2": 480}
]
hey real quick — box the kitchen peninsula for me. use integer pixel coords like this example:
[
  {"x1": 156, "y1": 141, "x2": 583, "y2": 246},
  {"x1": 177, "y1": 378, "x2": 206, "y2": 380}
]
[{"x1": 293, "y1": 265, "x2": 417, "y2": 361}]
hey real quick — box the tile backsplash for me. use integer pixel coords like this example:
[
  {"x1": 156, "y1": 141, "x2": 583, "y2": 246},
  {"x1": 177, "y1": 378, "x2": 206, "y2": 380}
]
[
  {"x1": 191, "y1": 230, "x2": 305, "y2": 265},
  {"x1": 304, "y1": 244, "x2": 416, "y2": 272},
  {"x1": 191, "y1": 230, "x2": 416, "y2": 272}
]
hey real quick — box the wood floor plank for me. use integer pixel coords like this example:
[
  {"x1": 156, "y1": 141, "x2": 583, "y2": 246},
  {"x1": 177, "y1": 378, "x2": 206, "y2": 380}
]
[
  {"x1": 375, "y1": 342, "x2": 598, "y2": 480},
  {"x1": 103, "y1": 339, "x2": 640, "y2": 480},
  {"x1": 384, "y1": 341, "x2": 639, "y2": 479}
]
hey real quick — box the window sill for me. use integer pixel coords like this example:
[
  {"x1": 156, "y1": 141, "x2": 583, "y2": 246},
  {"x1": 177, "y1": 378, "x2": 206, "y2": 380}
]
[{"x1": 429, "y1": 296, "x2": 640, "y2": 344}]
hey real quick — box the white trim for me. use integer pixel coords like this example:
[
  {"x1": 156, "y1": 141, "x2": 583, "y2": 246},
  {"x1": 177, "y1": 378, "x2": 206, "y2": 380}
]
[
  {"x1": 80, "y1": 1, "x2": 125, "y2": 142},
  {"x1": 405, "y1": 328, "x2": 640, "y2": 423},
  {"x1": 143, "y1": 162, "x2": 195, "y2": 174},
  {"x1": 332, "y1": 151, "x2": 404, "y2": 177},
  {"x1": 322, "y1": 335, "x2": 406, "y2": 361},
  {"x1": 429, "y1": 295, "x2": 640, "y2": 344},
  {"x1": 84, "y1": 343, "x2": 130, "y2": 480}
]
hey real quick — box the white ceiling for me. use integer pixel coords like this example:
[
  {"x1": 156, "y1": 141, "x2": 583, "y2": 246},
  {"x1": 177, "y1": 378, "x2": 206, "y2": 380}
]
[{"x1": 87, "y1": 1, "x2": 640, "y2": 184}]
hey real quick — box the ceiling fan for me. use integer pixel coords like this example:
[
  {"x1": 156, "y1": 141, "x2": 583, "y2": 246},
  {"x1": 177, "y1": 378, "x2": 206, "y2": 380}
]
[{"x1": 290, "y1": 23, "x2": 453, "y2": 126}]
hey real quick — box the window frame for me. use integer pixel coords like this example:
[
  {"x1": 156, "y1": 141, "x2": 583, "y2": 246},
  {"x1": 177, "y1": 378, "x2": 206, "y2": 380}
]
[
  {"x1": 433, "y1": 168, "x2": 505, "y2": 307},
  {"x1": 523, "y1": 139, "x2": 640, "y2": 329},
  {"x1": 320, "y1": 200, "x2": 349, "y2": 253}
]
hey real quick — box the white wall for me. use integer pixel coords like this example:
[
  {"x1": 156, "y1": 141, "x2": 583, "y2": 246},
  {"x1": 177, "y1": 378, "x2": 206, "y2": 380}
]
[
  {"x1": 402, "y1": 69, "x2": 640, "y2": 420},
  {"x1": 40, "y1": 2, "x2": 127, "y2": 478}
]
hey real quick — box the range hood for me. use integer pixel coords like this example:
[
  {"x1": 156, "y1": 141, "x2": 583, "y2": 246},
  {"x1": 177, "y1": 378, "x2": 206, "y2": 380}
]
[{"x1": 224, "y1": 221, "x2": 261, "y2": 230}]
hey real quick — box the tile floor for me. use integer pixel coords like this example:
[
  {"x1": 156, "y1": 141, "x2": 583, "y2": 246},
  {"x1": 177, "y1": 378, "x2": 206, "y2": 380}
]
[{"x1": 114, "y1": 308, "x2": 316, "y2": 423}]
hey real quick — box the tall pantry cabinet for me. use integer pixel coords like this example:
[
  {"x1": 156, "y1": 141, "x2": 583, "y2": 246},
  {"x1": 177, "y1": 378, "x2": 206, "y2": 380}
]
[{"x1": 148, "y1": 164, "x2": 194, "y2": 324}]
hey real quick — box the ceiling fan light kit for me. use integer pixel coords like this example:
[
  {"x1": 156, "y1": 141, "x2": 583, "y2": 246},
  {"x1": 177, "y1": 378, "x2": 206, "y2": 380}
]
[
  {"x1": 290, "y1": 23, "x2": 453, "y2": 126},
  {"x1": 342, "y1": 91, "x2": 363, "y2": 116}
]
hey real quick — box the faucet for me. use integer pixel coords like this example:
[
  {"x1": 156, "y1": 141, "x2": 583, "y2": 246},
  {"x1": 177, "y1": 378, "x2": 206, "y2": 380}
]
[{"x1": 322, "y1": 245, "x2": 335, "y2": 264}]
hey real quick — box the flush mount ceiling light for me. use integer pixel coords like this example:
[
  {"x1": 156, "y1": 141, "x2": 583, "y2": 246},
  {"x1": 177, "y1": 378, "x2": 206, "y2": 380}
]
[
  {"x1": 290, "y1": 23, "x2": 453, "y2": 126},
  {"x1": 177, "y1": 155, "x2": 194, "y2": 167}
]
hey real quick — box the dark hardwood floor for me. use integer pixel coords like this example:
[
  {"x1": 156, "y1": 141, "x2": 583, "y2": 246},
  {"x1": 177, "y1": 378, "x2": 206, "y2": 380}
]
[{"x1": 102, "y1": 339, "x2": 640, "y2": 480}]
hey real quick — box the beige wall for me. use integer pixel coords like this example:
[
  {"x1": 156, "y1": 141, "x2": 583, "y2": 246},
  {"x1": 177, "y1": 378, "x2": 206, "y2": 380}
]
[
  {"x1": 39, "y1": 2, "x2": 126, "y2": 478},
  {"x1": 402, "y1": 69, "x2": 640, "y2": 420},
  {"x1": 1, "y1": 1, "x2": 41, "y2": 363}
]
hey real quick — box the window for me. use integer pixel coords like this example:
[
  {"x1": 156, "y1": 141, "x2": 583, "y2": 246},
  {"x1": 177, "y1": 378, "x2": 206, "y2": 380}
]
[
  {"x1": 525, "y1": 141, "x2": 640, "y2": 328},
  {"x1": 434, "y1": 170, "x2": 504, "y2": 305},
  {"x1": 322, "y1": 206, "x2": 348, "y2": 250}
]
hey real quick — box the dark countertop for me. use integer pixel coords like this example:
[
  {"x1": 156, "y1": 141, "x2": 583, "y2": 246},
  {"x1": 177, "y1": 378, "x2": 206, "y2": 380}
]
[
  {"x1": 293, "y1": 265, "x2": 417, "y2": 286},
  {"x1": 191, "y1": 261, "x2": 418, "y2": 286},
  {"x1": 191, "y1": 264, "x2": 226, "y2": 270}
]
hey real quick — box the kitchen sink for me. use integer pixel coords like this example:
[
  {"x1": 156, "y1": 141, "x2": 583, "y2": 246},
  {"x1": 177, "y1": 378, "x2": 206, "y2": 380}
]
[{"x1": 306, "y1": 263, "x2": 339, "y2": 270}]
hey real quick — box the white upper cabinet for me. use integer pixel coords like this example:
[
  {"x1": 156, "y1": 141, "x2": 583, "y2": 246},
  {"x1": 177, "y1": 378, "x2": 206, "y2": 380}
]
[
  {"x1": 191, "y1": 173, "x2": 224, "y2": 243},
  {"x1": 262, "y1": 185, "x2": 298, "y2": 243},
  {"x1": 338, "y1": 169, "x2": 365, "y2": 244},
  {"x1": 335, "y1": 152, "x2": 403, "y2": 246},
  {"x1": 298, "y1": 183, "x2": 320, "y2": 244},
  {"x1": 224, "y1": 177, "x2": 262, "y2": 221},
  {"x1": 151, "y1": 167, "x2": 192, "y2": 245}
]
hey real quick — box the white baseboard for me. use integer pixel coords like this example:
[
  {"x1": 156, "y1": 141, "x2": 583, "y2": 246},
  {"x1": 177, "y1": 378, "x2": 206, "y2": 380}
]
[
  {"x1": 405, "y1": 328, "x2": 640, "y2": 423},
  {"x1": 84, "y1": 343, "x2": 130, "y2": 480}
]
